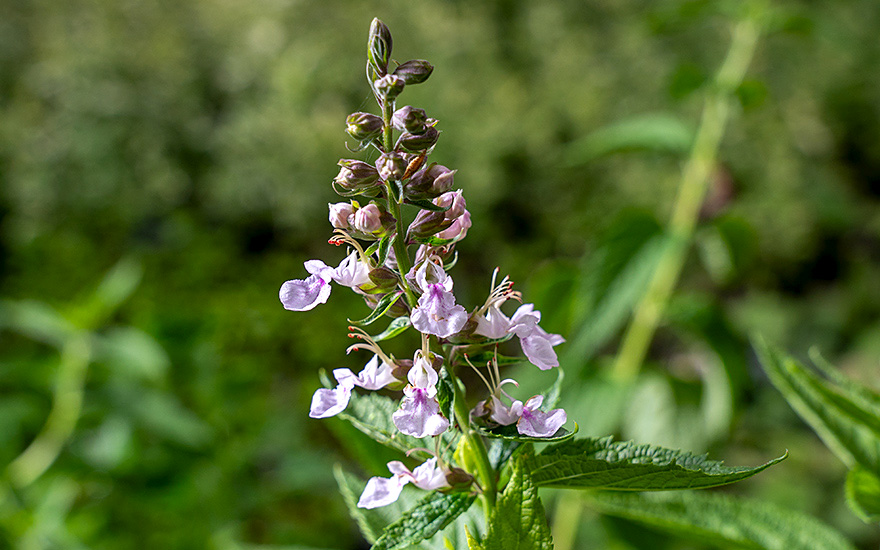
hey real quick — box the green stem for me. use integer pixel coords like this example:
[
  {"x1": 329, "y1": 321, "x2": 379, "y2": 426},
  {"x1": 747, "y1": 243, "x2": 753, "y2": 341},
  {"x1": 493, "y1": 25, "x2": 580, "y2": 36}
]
[
  {"x1": 6, "y1": 334, "x2": 91, "y2": 488},
  {"x1": 380, "y1": 97, "x2": 418, "y2": 308},
  {"x1": 449, "y1": 361, "x2": 497, "y2": 515},
  {"x1": 611, "y1": 17, "x2": 760, "y2": 382}
]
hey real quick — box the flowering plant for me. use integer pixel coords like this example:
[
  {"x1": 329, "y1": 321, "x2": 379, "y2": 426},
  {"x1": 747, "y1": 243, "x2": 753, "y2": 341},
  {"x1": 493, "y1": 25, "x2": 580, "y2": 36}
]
[{"x1": 280, "y1": 19, "x2": 788, "y2": 549}]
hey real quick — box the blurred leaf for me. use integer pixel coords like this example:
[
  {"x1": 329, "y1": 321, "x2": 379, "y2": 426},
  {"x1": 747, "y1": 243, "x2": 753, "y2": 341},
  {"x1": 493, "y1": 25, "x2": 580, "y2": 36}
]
[
  {"x1": 372, "y1": 492, "x2": 476, "y2": 550},
  {"x1": 79, "y1": 416, "x2": 133, "y2": 471},
  {"x1": 125, "y1": 390, "x2": 213, "y2": 449},
  {"x1": 0, "y1": 299, "x2": 74, "y2": 348},
  {"x1": 755, "y1": 337, "x2": 880, "y2": 476},
  {"x1": 94, "y1": 326, "x2": 170, "y2": 382},
  {"x1": 564, "y1": 113, "x2": 694, "y2": 164},
  {"x1": 472, "y1": 445, "x2": 552, "y2": 550},
  {"x1": 371, "y1": 316, "x2": 412, "y2": 342},
  {"x1": 846, "y1": 466, "x2": 880, "y2": 523},
  {"x1": 526, "y1": 437, "x2": 786, "y2": 490},
  {"x1": 586, "y1": 491, "x2": 856, "y2": 550}
]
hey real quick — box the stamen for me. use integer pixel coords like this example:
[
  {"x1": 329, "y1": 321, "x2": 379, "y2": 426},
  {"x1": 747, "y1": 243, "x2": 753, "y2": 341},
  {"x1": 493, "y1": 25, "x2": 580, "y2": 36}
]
[
  {"x1": 332, "y1": 229, "x2": 370, "y2": 266},
  {"x1": 346, "y1": 326, "x2": 395, "y2": 366},
  {"x1": 463, "y1": 353, "x2": 494, "y2": 394}
]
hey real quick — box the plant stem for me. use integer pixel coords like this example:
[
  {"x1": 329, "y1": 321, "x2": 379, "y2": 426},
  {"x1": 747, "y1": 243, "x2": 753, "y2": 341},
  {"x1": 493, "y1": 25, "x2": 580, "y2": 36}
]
[
  {"x1": 380, "y1": 97, "x2": 418, "y2": 308},
  {"x1": 611, "y1": 17, "x2": 760, "y2": 382},
  {"x1": 449, "y1": 362, "x2": 497, "y2": 515}
]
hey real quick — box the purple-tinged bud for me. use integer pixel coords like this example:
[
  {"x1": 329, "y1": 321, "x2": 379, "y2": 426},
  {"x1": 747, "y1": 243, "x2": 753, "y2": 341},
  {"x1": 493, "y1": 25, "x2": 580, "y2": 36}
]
[
  {"x1": 334, "y1": 160, "x2": 380, "y2": 193},
  {"x1": 436, "y1": 210, "x2": 471, "y2": 243},
  {"x1": 368, "y1": 18, "x2": 393, "y2": 76},
  {"x1": 374, "y1": 74, "x2": 405, "y2": 100},
  {"x1": 376, "y1": 153, "x2": 406, "y2": 181},
  {"x1": 366, "y1": 266, "x2": 399, "y2": 294},
  {"x1": 364, "y1": 292, "x2": 410, "y2": 318},
  {"x1": 393, "y1": 59, "x2": 434, "y2": 85},
  {"x1": 353, "y1": 203, "x2": 385, "y2": 234},
  {"x1": 443, "y1": 467, "x2": 475, "y2": 491},
  {"x1": 404, "y1": 164, "x2": 456, "y2": 200},
  {"x1": 399, "y1": 127, "x2": 439, "y2": 152},
  {"x1": 407, "y1": 191, "x2": 468, "y2": 241},
  {"x1": 346, "y1": 112, "x2": 383, "y2": 142},
  {"x1": 392, "y1": 106, "x2": 428, "y2": 134},
  {"x1": 442, "y1": 190, "x2": 467, "y2": 219},
  {"x1": 328, "y1": 202, "x2": 354, "y2": 229}
]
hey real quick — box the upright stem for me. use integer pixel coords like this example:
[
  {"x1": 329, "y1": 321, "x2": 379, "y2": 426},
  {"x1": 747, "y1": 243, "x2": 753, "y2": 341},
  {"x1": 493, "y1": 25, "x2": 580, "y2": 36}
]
[
  {"x1": 380, "y1": 97, "x2": 418, "y2": 308},
  {"x1": 448, "y1": 361, "x2": 497, "y2": 514},
  {"x1": 611, "y1": 17, "x2": 760, "y2": 382}
]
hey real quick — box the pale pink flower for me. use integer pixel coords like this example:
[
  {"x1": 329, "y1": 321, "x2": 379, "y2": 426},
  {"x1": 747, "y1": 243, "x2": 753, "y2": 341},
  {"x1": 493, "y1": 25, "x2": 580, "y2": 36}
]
[{"x1": 357, "y1": 458, "x2": 449, "y2": 509}]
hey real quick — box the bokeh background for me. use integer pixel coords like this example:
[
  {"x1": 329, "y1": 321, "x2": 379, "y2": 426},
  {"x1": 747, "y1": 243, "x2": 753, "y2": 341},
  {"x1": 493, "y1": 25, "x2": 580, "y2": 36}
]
[{"x1": 2, "y1": 0, "x2": 880, "y2": 548}]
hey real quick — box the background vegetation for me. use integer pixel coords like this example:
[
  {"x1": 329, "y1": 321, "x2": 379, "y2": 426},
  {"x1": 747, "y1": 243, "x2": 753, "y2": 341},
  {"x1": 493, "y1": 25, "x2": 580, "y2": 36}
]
[{"x1": 1, "y1": 0, "x2": 879, "y2": 548}]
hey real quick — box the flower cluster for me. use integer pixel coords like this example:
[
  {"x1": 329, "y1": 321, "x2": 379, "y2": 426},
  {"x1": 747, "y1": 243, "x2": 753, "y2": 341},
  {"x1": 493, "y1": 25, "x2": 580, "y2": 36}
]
[{"x1": 279, "y1": 19, "x2": 567, "y2": 509}]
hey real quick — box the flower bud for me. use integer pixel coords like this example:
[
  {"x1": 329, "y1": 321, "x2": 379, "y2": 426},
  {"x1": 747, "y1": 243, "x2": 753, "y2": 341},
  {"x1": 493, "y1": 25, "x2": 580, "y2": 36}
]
[
  {"x1": 334, "y1": 160, "x2": 380, "y2": 192},
  {"x1": 443, "y1": 467, "x2": 475, "y2": 492},
  {"x1": 392, "y1": 106, "x2": 428, "y2": 134},
  {"x1": 436, "y1": 210, "x2": 471, "y2": 242},
  {"x1": 353, "y1": 203, "x2": 384, "y2": 234},
  {"x1": 376, "y1": 153, "x2": 406, "y2": 181},
  {"x1": 404, "y1": 164, "x2": 456, "y2": 200},
  {"x1": 346, "y1": 112, "x2": 383, "y2": 142},
  {"x1": 367, "y1": 18, "x2": 392, "y2": 75},
  {"x1": 407, "y1": 190, "x2": 468, "y2": 241},
  {"x1": 364, "y1": 292, "x2": 409, "y2": 318},
  {"x1": 328, "y1": 202, "x2": 354, "y2": 229},
  {"x1": 374, "y1": 74, "x2": 405, "y2": 100},
  {"x1": 393, "y1": 59, "x2": 434, "y2": 85},
  {"x1": 366, "y1": 266, "x2": 399, "y2": 293},
  {"x1": 398, "y1": 127, "x2": 439, "y2": 152}
]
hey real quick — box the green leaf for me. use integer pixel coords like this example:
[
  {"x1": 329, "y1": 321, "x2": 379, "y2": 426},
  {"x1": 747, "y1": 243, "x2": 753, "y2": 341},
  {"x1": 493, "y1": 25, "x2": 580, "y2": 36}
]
[
  {"x1": 846, "y1": 466, "x2": 880, "y2": 523},
  {"x1": 377, "y1": 235, "x2": 393, "y2": 266},
  {"x1": 755, "y1": 337, "x2": 880, "y2": 476},
  {"x1": 564, "y1": 112, "x2": 694, "y2": 164},
  {"x1": 476, "y1": 423, "x2": 578, "y2": 444},
  {"x1": 349, "y1": 292, "x2": 403, "y2": 327},
  {"x1": 437, "y1": 367, "x2": 455, "y2": 421},
  {"x1": 404, "y1": 198, "x2": 450, "y2": 212},
  {"x1": 371, "y1": 316, "x2": 411, "y2": 342},
  {"x1": 338, "y1": 392, "x2": 458, "y2": 458},
  {"x1": 526, "y1": 436, "x2": 785, "y2": 491},
  {"x1": 585, "y1": 491, "x2": 856, "y2": 550},
  {"x1": 372, "y1": 493, "x2": 477, "y2": 550},
  {"x1": 474, "y1": 445, "x2": 553, "y2": 550}
]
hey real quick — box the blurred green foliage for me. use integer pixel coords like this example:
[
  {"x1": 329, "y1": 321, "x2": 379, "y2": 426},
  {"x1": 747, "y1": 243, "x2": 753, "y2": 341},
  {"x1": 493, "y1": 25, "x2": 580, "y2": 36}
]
[{"x1": 2, "y1": 0, "x2": 880, "y2": 548}]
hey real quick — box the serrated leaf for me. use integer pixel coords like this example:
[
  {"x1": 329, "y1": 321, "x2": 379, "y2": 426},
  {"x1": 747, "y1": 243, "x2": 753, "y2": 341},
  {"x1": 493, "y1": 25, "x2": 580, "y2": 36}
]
[
  {"x1": 846, "y1": 466, "x2": 880, "y2": 523},
  {"x1": 333, "y1": 465, "x2": 430, "y2": 547},
  {"x1": 585, "y1": 491, "x2": 856, "y2": 550},
  {"x1": 372, "y1": 492, "x2": 476, "y2": 550},
  {"x1": 404, "y1": 198, "x2": 451, "y2": 212},
  {"x1": 371, "y1": 316, "x2": 411, "y2": 342},
  {"x1": 476, "y1": 423, "x2": 577, "y2": 444},
  {"x1": 338, "y1": 392, "x2": 459, "y2": 458},
  {"x1": 755, "y1": 337, "x2": 880, "y2": 476},
  {"x1": 349, "y1": 292, "x2": 403, "y2": 327},
  {"x1": 476, "y1": 445, "x2": 553, "y2": 550},
  {"x1": 526, "y1": 436, "x2": 785, "y2": 490}
]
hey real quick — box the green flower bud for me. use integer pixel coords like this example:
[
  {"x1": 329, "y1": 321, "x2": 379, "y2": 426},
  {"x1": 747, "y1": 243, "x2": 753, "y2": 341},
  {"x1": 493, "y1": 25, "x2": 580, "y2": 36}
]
[
  {"x1": 392, "y1": 106, "x2": 428, "y2": 134},
  {"x1": 394, "y1": 59, "x2": 434, "y2": 85},
  {"x1": 374, "y1": 74, "x2": 405, "y2": 100},
  {"x1": 443, "y1": 467, "x2": 475, "y2": 492},
  {"x1": 398, "y1": 127, "x2": 439, "y2": 152},
  {"x1": 346, "y1": 112, "x2": 383, "y2": 142},
  {"x1": 367, "y1": 18, "x2": 393, "y2": 75},
  {"x1": 376, "y1": 153, "x2": 406, "y2": 181},
  {"x1": 366, "y1": 266, "x2": 399, "y2": 293}
]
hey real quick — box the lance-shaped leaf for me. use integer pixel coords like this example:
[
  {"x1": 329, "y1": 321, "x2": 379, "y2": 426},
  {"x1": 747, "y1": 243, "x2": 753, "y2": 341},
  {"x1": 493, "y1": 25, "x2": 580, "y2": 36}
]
[
  {"x1": 585, "y1": 491, "x2": 856, "y2": 550},
  {"x1": 403, "y1": 198, "x2": 451, "y2": 212},
  {"x1": 371, "y1": 316, "x2": 411, "y2": 342},
  {"x1": 470, "y1": 445, "x2": 553, "y2": 550},
  {"x1": 372, "y1": 492, "x2": 476, "y2": 550},
  {"x1": 525, "y1": 436, "x2": 785, "y2": 490},
  {"x1": 846, "y1": 466, "x2": 880, "y2": 523},
  {"x1": 338, "y1": 392, "x2": 458, "y2": 459},
  {"x1": 755, "y1": 337, "x2": 880, "y2": 477},
  {"x1": 476, "y1": 423, "x2": 578, "y2": 444},
  {"x1": 349, "y1": 292, "x2": 403, "y2": 327}
]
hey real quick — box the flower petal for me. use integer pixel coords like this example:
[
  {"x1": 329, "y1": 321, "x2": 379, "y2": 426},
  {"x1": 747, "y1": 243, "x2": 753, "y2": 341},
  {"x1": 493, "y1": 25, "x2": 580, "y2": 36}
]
[
  {"x1": 473, "y1": 305, "x2": 511, "y2": 339},
  {"x1": 411, "y1": 284, "x2": 468, "y2": 338},
  {"x1": 520, "y1": 334, "x2": 560, "y2": 370},
  {"x1": 308, "y1": 385, "x2": 352, "y2": 418},
  {"x1": 517, "y1": 400, "x2": 567, "y2": 438},
  {"x1": 279, "y1": 275, "x2": 332, "y2": 311},
  {"x1": 392, "y1": 388, "x2": 449, "y2": 438},
  {"x1": 410, "y1": 458, "x2": 449, "y2": 491},
  {"x1": 356, "y1": 356, "x2": 398, "y2": 390},
  {"x1": 357, "y1": 475, "x2": 408, "y2": 509}
]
